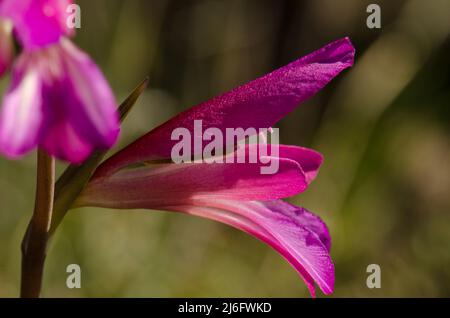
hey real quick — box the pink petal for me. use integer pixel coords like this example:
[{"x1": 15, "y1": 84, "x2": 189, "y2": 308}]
[
  {"x1": 78, "y1": 145, "x2": 308, "y2": 208},
  {"x1": 262, "y1": 200, "x2": 331, "y2": 252},
  {"x1": 57, "y1": 39, "x2": 119, "y2": 150},
  {"x1": 279, "y1": 145, "x2": 323, "y2": 184},
  {"x1": 0, "y1": 0, "x2": 74, "y2": 49},
  {"x1": 95, "y1": 37, "x2": 354, "y2": 177},
  {"x1": 37, "y1": 40, "x2": 118, "y2": 162},
  {"x1": 170, "y1": 200, "x2": 334, "y2": 296},
  {"x1": 0, "y1": 19, "x2": 13, "y2": 77},
  {"x1": 40, "y1": 117, "x2": 93, "y2": 164},
  {"x1": 0, "y1": 55, "x2": 43, "y2": 158},
  {"x1": 0, "y1": 40, "x2": 119, "y2": 163}
]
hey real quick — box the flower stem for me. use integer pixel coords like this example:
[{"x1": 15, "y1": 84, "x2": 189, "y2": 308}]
[{"x1": 20, "y1": 149, "x2": 55, "y2": 298}]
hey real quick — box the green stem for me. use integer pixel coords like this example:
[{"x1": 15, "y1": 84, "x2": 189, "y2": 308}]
[
  {"x1": 20, "y1": 149, "x2": 55, "y2": 298},
  {"x1": 18, "y1": 78, "x2": 147, "y2": 297}
]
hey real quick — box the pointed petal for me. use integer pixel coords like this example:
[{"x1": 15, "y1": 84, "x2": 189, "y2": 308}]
[
  {"x1": 0, "y1": 57, "x2": 43, "y2": 158},
  {"x1": 78, "y1": 145, "x2": 308, "y2": 208},
  {"x1": 96, "y1": 37, "x2": 354, "y2": 177},
  {"x1": 0, "y1": 0, "x2": 74, "y2": 49},
  {"x1": 164, "y1": 200, "x2": 333, "y2": 296}
]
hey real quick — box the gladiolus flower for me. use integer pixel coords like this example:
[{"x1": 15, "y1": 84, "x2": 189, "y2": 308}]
[
  {"x1": 0, "y1": 0, "x2": 119, "y2": 163},
  {"x1": 77, "y1": 38, "x2": 355, "y2": 296}
]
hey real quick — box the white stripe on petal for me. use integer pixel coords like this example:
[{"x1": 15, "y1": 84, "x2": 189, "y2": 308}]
[{"x1": 0, "y1": 66, "x2": 43, "y2": 157}]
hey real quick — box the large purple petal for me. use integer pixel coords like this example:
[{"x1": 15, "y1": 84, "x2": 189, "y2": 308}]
[
  {"x1": 0, "y1": 0, "x2": 74, "y2": 49},
  {"x1": 95, "y1": 37, "x2": 354, "y2": 177},
  {"x1": 174, "y1": 200, "x2": 334, "y2": 296},
  {"x1": 77, "y1": 195, "x2": 333, "y2": 296}
]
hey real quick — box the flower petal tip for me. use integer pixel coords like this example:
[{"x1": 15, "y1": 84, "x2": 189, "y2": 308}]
[{"x1": 306, "y1": 37, "x2": 355, "y2": 68}]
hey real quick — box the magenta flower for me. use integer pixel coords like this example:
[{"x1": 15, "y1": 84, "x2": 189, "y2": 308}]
[
  {"x1": 77, "y1": 38, "x2": 355, "y2": 296},
  {"x1": 0, "y1": 0, "x2": 119, "y2": 163}
]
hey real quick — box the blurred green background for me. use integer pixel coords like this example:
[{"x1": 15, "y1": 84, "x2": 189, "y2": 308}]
[{"x1": 1, "y1": 0, "x2": 449, "y2": 297}]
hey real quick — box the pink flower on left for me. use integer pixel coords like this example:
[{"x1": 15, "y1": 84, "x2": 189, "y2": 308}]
[{"x1": 0, "y1": 0, "x2": 119, "y2": 163}]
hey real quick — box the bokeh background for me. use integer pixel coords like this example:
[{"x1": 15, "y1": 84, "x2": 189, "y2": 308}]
[{"x1": 1, "y1": 0, "x2": 449, "y2": 297}]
